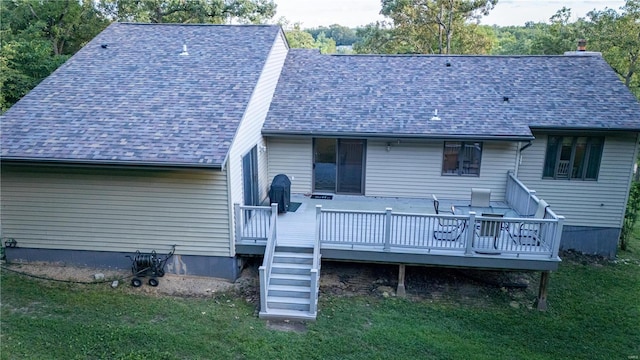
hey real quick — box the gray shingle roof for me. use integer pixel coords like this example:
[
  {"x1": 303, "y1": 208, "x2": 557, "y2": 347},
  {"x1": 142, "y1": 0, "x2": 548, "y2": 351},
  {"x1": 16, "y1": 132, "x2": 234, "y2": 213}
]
[
  {"x1": 1, "y1": 23, "x2": 282, "y2": 167},
  {"x1": 263, "y1": 50, "x2": 640, "y2": 139}
]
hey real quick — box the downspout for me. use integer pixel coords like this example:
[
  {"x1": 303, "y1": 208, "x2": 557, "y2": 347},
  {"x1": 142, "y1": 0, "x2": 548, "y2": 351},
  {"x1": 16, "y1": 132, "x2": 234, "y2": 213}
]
[{"x1": 515, "y1": 140, "x2": 532, "y2": 178}]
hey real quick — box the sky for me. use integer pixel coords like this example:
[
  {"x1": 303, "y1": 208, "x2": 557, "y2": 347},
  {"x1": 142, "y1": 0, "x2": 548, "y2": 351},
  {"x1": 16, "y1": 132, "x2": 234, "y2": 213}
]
[{"x1": 273, "y1": 0, "x2": 627, "y2": 28}]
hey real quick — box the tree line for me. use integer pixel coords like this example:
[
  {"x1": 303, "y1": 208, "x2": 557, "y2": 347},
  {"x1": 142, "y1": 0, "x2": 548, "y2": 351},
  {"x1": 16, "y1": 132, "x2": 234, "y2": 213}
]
[{"x1": 1, "y1": 0, "x2": 638, "y2": 112}]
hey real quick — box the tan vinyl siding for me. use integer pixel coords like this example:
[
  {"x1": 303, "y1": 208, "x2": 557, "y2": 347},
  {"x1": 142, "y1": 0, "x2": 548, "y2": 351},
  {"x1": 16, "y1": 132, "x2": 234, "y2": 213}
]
[
  {"x1": 516, "y1": 132, "x2": 636, "y2": 228},
  {"x1": 0, "y1": 165, "x2": 230, "y2": 256},
  {"x1": 265, "y1": 138, "x2": 517, "y2": 199},
  {"x1": 366, "y1": 140, "x2": 518, "y2": 200},
  {"x1": 267, "y1": 137, "x2": 312, "y2": 194},
  {"x1": 228, "y1": 31, "x2": 288, "y2": 208}
]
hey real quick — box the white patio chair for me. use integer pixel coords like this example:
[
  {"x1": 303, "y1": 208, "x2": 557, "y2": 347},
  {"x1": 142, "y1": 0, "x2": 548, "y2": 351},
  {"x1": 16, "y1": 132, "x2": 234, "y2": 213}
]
[
  {"x1": 508, "y1": 199, "x2": 549, "y2": 246},
  {"x1": 471, "y1": 188, "x2": 491, "y2": 207},
  {"x1": 432, "y1": 195, "x2": 466, "y2": 241}
]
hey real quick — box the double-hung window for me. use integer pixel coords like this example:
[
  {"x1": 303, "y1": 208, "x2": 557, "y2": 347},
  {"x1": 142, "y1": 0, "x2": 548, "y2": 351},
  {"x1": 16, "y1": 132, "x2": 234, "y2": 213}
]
[
  {"x1": 543, "y1": 136, "x2": 603, "y2": 180},
  {"x1": 442, "y1": 141, "x2": 482, "y2": 176}
]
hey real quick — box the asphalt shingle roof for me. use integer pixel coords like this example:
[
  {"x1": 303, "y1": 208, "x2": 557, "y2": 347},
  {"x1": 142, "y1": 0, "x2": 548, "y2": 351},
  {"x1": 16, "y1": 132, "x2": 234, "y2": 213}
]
[
  {"x1": 263, "y1": 50, "x2": 640, "y2": 139},
  {"x1": 1, "y1": 23, "x2": 282, "y2": 167}
]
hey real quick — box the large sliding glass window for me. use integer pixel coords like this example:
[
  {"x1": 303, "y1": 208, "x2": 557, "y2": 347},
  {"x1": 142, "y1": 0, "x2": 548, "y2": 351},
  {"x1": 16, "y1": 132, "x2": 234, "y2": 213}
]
[
  {"x1": 313, "y1": 138, "x2": 365, "y2": 194},
  {"x1": 442, "y1": 141, "x2": 482, "y2": 176},
  {"x1": 543, "y1": 135, "x2": 603, "y2": 180}
]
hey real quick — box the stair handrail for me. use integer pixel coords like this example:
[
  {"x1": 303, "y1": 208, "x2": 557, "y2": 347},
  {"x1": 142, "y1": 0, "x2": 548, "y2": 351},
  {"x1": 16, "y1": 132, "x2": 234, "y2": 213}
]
[
  {"x1": 258, "y1": 203, "x2": 278, "y2": 314},
  {"x1": 309, "y1": 205, "x2": 322, "y2": 315}
]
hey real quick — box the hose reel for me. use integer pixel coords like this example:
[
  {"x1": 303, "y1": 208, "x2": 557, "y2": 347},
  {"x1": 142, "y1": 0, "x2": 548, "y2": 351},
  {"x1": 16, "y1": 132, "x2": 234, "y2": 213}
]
[{"x1": 126, "y1": 246, "x2": 175, "y2": 287}]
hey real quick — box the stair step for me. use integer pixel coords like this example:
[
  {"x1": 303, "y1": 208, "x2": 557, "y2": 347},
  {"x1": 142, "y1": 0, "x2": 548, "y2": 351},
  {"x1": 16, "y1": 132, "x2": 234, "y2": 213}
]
[
  {"x1": 268, "y1": 296, "x2": 311, "y2": 311},
  {"x1": 275, "y1": 246, "x2": 313, "y2": 253},
  {"x1": 271, "y1": 262, "x2": 312, "y2": 275},
  {"x1": 259, "y1": 308, "x2": 317, "y2": 321},
  {"x1": 274, "y1": 251, "x2": 313, "y2": 258},
  {"x1": 268, "y1": 284, "x2": 311, "y2": 298},
  {"x1": 273, "y1": 251, "x2": 314, "y2": 264},
  {"x1": 270, "y1": 273, "x2": 311, "y2": 286}
]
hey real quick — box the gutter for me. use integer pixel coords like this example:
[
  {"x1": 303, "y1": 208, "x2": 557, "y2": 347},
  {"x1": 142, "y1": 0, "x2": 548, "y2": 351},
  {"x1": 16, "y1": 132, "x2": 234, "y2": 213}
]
[
  {"x1": 0, "y1": 157, "x2": 223, "y2": 171},
  {"x1": 261, "y1": 130, "x2": 534, "y2": 142}
]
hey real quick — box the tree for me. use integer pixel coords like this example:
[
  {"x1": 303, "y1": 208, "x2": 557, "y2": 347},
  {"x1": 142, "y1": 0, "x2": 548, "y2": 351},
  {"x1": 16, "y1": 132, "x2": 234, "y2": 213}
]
[
  {"x1": 383, "y1": 0, "x2": 497, "y2": 54},
  {"x1": 2, "y1": 0, "x2": 109, "y2": 56},
  {"x1": 587, "y1": 0, "x2": 640, "y2": 98},
  {"x1": 356, "y1": 0, "x2": 498, "y2": 54},
  {"x1": 0, "y1": 0, "x2": 109, "y2": 111},
  {"x1": 353, "y1": 21, "x2": 409, "y2": 54},
  {"x1": 285, "y1": 24, "x2": 336, "y2": 54},
  {"x1": 307, "y1": 24, "x2": 359, "y2": 46},
  {"x1": 96, "y1": 0, "x2": 276, "y2": 24}
]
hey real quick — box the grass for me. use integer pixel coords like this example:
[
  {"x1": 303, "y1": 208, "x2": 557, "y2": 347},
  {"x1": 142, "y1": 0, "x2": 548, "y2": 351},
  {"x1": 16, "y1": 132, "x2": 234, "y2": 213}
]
[{"x1": 2, "y1": 239, "x2": 640, "y2": 359}]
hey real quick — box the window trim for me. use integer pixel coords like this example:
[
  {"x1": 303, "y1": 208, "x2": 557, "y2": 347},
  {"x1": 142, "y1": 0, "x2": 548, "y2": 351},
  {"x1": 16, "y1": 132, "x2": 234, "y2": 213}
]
[
  {"x1": 543, "y1": 135, "x2": 603, "y2": 181},
  {"x1": 441, "y1": 141, "x2": 483, "y2": 177}
]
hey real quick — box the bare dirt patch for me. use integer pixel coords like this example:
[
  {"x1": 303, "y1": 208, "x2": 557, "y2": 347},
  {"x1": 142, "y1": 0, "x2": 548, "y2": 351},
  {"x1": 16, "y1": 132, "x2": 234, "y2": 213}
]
[
  {"x1": 318, "y1": 260, "x2": 539, "y2": 308},
  {"x1": 2, "y1": 257, "x2": 551, "y2": 308},
  {"x1": 1, "y1": 261, "x2": 236, "y2": 297}
]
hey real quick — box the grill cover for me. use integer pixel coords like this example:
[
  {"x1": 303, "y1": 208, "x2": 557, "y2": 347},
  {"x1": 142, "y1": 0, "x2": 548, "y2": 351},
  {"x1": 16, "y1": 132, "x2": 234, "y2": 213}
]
[{"x1": 269, "y1": 174, "x2": 291, "y2": 213}]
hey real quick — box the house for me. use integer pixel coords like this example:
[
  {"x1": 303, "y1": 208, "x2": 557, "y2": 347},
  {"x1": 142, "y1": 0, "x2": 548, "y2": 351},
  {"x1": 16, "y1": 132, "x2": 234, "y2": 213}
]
[{"x1": 2, "y1": 23, "x2": 640, "y2": 319}]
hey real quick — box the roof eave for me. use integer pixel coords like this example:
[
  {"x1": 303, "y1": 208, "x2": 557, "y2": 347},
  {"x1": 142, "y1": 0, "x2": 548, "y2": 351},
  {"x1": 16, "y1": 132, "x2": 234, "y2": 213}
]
[
  {"x1": 0, "y1": 157, "x2": 223, "y2": 171},
  {"x1": 261, "y1": 130, "x2": 534, "y2": 142},
  {"x1": 529, "y1": 126, "x2": 640, "y2": 132}
]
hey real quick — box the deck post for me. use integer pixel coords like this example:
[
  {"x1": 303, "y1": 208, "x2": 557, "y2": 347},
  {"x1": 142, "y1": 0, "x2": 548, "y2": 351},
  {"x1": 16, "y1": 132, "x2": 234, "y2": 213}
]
[
  {"x1": 233, "y1": 203, "x2": 242, "y2": 243},
  {"x1": 465, "y1": 212, "x2": 476, "y2": 255},
  {"x1": 535, "y1": 271, "x2": 550, "y2": 310},
  {"x1": 397, "y1": 264, "x2": 406, "y2": 298},
  {"x1": 551, "y1": 216, "x2": 565, "y2": 259},
  {"x1": 384, "y1": 208, "x2": 392, "y2": 252},
  {"x1": 316, "y1": 205, "x2": 322, "y2": 244},
  {"x1": 259, "y1": 266, "x2": 268, "y2": 313}
]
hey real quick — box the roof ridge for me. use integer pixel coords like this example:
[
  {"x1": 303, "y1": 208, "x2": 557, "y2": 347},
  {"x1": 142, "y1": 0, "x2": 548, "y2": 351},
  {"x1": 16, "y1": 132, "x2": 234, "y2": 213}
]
[
  {"x1": 117, "y1": 22, "x2": 280, "y2": 28},
  {"x1": 324, "y1": 53, "x2": 597, "y2": 59}
]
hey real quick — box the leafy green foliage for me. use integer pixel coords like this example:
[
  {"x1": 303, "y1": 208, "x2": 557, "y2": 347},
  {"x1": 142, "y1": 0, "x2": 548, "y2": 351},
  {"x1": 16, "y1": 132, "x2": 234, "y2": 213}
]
[
  {"x1": 0, "y1": 0, "x2": 109, "y2": 111},
  {"x1": 586, "y1": 0, "x2": 640, "y2": 99},
  {"x1": 285, "y1": 24, "x2": 336, "y2": 54},
  {"x1": 306, "y1": 24, "x2": 360, "y2": 46},
  {"x1": 620, "y1": 181, "x2": 640, "y2": 250},
  {"x1": 355, "y1": 0, "x2": 498, "y2": 54},
  {"x1": 96, "y1": 0, "x2": 276, "y2": 24}
]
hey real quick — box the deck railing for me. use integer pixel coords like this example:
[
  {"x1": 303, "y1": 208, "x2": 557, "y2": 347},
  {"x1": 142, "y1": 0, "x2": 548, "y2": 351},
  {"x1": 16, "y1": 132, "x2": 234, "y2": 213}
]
[
  {"x1": 309, "y1": 206, "x2": 323, "y2": 316},
  {"x1": 257, "y1": 204, "x2": 278, "y2": 314},
  {"x1": 234, "y1": 204, "x2": 274, "y2": 243},
  {"x1": 319, "y1": 207, "x2": 563, "y2": 258},
  {"x1": 506, "y1": 171, "x2": 538, "y2": 217}
]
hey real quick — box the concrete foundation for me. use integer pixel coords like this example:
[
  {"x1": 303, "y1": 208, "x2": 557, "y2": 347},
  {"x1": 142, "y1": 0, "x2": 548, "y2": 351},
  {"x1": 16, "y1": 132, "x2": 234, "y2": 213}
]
[
  {"x1": 4, "y1": 247, "x2": 243, "y2": 280},
  {"x1": 559, "y1": 226, "x2": 620, "y2": 258}
]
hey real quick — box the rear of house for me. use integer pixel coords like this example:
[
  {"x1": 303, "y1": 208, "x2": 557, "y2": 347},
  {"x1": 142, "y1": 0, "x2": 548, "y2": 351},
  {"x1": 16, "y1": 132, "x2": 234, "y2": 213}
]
[{"x1": 1, "y1": 24, "x2": 639, "y2": 286}]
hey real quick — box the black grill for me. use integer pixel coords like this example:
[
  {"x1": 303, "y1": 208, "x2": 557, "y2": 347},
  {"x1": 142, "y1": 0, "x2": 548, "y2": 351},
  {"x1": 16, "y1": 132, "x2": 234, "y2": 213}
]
[{"x1": 269, "y1": 174, "x2": 291, "y2": 213}]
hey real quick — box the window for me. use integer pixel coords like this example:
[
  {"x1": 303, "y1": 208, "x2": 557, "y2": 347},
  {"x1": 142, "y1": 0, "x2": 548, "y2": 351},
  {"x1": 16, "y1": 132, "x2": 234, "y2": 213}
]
[
  {"x1": 543, "y1": 136, "x2": 603, "y2": 180},
  {"x1": 442, "y1": 141, "x2": 482, "y2": 176}
]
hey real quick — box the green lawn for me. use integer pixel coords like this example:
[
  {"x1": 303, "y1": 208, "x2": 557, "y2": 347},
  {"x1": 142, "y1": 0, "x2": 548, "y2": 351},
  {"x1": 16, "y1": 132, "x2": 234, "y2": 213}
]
[{"x1": 2, "y1": 240, "x2": 639, "y2": 360}]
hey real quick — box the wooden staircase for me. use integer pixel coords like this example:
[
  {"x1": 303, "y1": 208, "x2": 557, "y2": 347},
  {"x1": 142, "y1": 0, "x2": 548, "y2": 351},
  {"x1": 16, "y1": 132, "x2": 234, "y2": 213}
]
[{"x1": 259, "y1": 245, "x2": 319, "y2": 321}]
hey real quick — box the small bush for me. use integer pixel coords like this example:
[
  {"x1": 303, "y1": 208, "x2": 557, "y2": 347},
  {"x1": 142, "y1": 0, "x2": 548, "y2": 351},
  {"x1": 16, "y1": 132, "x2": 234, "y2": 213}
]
[{"x1": 620, "y1": 181, "x2": 640, "y2": 250}]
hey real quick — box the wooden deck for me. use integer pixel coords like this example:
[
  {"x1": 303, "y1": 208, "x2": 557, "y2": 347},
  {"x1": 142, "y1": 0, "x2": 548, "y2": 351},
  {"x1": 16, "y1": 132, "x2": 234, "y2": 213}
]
[{"x1": 236, "y1": 193, "x2": 562, "y2": 271}]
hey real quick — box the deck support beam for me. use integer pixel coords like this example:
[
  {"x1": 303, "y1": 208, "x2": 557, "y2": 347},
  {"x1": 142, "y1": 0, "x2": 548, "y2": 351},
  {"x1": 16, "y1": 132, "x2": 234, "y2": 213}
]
[
  {"x1": 535, "y1": 271, "x2": 550, "y2": 310},
  {"x1": 397, "y1": 264, "x2": 406, "y2": 297}
]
